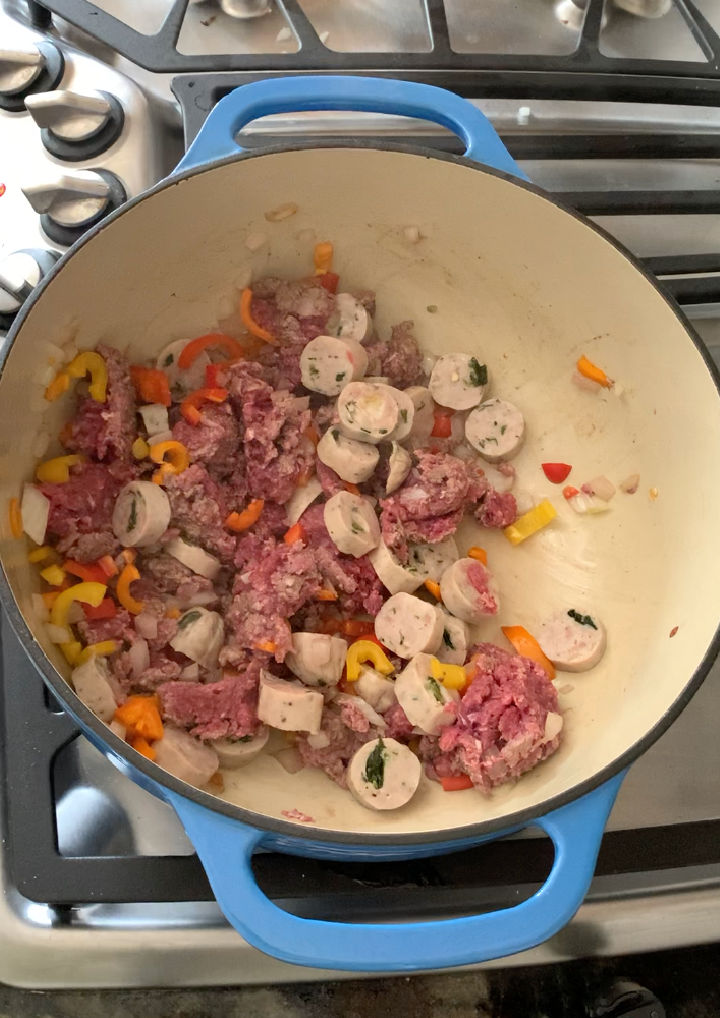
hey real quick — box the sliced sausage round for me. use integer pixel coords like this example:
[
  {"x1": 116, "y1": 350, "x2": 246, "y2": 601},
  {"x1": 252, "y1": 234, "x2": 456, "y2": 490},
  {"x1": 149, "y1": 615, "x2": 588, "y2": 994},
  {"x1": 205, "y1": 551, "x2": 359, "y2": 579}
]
[
  {"x1": 112, "y1": 480, "x2": 171, "y2": 548},
  {"x1": 409, "y1": 536, "x2": 460, "y2": 582},
  {"x1": 154, "y1": 725, "x2": 220, "y2": 787},
  {"x1": 355, "y1": 665, "x2": 397, "y2": 713},
  {"x1": 368, "y1": 539, "x2": 425, "y2": 595},
  {"x1": 170, "y1": 608, "x2": 224, "y2": 669},
  {"x1": 337, "y1": 382, "x2": 399, "y2": 444},
  {"x1": 384, "y1": 386, "x2": 415, "y2": 443},
  {"x1": 300, "y1": 335, "x2": 368, "y2": 396},
  {"x1": 435, "y1": 607, "x2": 470, "y2": 666},
  {"x1": 323, "y1": 491, "x2": 380, "y2": 557},
  {"x1": 374, "y1": 592, "x2": 444, "y2": 660},
  {"x1": 394, "y1": 652, "x2": 459, "y2": 736},
  {"x1": 537, "y1": 610, "x2": 607, "y2": 672},
  {"x1": 405, "y1": 385, "x2": 436, "y2": 444},
  {"x1": 258, "y1": 670, "x2": 324, "y2": 734},
  {"x1": 346, "y1": 737, "x2": 422, "y2": 811},
  {"x1": 465, "y1": 398, "x2": 525, "y2": 462},
  {"x1": 328, "y1": 292, "x2": 373, "y2": 344},
  {"x1": 210, "y1": 727, "x2": 269, "y2": 768},
  {"x1": 285, "y1": 632, "x2": 348, "y2": 687},
  {"x1": 317, "y1": 427, "x2": 380, "y2": 484},
  {"x1": 429, "y1": 353, "x2": 489, "y2": 410},
  {"x1": 166, "y1": 536, "x2": 221, "y2": 580},
  {"x1": 71, "y1": 657, "x2": 118, "y2": 722},
  {"x1": 386, "y1": 441, "x2": 412, "y2": 495},
  {"x1": 439, "y1": 557, "x2": 500, "y2": 624}
]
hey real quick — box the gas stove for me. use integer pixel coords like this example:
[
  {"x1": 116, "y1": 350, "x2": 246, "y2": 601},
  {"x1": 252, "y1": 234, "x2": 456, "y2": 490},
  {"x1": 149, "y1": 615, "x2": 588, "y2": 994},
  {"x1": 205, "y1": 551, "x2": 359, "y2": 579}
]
[{"x1": 1, "y1": 0, "x2": 720, "y2": 989}]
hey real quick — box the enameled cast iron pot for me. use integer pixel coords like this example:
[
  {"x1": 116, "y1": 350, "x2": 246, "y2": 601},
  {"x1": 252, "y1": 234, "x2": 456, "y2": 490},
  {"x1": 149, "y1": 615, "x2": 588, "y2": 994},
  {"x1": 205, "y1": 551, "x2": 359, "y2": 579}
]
[{"x1": 2, "y1": 77, "x2": 719, "y2": 972}]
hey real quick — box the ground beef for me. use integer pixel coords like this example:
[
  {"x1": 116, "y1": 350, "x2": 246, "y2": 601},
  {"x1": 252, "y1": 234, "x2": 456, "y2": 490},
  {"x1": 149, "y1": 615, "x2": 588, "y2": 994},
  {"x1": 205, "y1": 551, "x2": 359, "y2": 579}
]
[
  {"x1": 366, "y1": 321, "x2": 424, "y2": 388},
  {"x1": 77, "y1": 608, "x2": 135, "y2": 646},
  {"x1": 172, "y1": 403, "x2": 241, "y2": 480},
  {"x1": 429, "y1": 643, "x2": 561, "y2": 791},
  {"x1": 382, "y1": 702, "x2": 414, "y2": 742},
  {"x1": 251, "y1": 276, "x2": 336, "y2": 345},
  {"x1": 158, "y1": 667, "x2": 260, "y2": 740},
  {"x1": 39, "y1": 462, "x2": 126, "y2": 562},
  {"x1": 165, "y1": 464, "x2": 236, "y2": 562},
  {"x1": 316, "y1": 460, "x2": 345, "y2": 497},
  {"x1": 66, "y1": 344, "x2": 136, "y2": 463},
  {"x1": 117, "y1": 654, "x2": 183, "y2": 693},
  {"x1": 475, "y1": 489, "x2": 518, "y2": 529},
  {"x1": 300, "y1": 505, "x2": 384, "y2": 616},
  {"x1": 296, "y1": 704, "x2": 373, "y2": 787}
]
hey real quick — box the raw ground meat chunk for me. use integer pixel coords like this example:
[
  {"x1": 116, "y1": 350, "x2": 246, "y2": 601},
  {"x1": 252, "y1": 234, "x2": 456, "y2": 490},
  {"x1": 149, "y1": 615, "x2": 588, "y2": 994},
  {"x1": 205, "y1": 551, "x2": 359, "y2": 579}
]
[
  {"x1": 39, "y1": 461, "x2": 127, "y2": 562},
  {"x1": 299, "y1": 504, "x2": 384, "y2": 615},
  {"x1": 366, "y1": 321, "x2": 425, "y2": 388},
  {"x1": 66, "y1": 344, "x2": 136, "y2": 463},
  {"x1": 251, "y1": 276, "x2": 336, "y2": 345},
  {"x1": 474, "y1": 489, "x2": 518, "y2": 529},
  {"x1": 427, "y1": 643, "x2": 561, "y2": 791},
  {"x1": 172, "y1": 402, "x2": 241, "y2": 480},
  {"x1": 77, "y1": 608, "x2": 135, "y2": 646},
  {"x1": 296, "y1": 705, "x2": 375, "y2": 787},
  {"x1": 382, "y1": 702, "x2": 414, "y2": 742},
  {"x1": 158, "y1": 667, "x2": 261, "y2": 740},
  {"x1": 165, "y1": 464, "x2": 236, "y2": 562},
  {"x1": 316, "y1": 460, "x2": 345, "y2": 497}
]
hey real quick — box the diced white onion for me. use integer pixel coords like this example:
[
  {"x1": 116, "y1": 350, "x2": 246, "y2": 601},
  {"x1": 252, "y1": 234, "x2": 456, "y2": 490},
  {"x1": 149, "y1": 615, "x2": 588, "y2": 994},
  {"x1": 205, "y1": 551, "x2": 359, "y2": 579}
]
[
  {"x1": 128, "y1": 638, "x2": 150, "y2": 677},
  {"x1": 566, "y1": 492, "x2": 611, "y2": 515},
  {"x1": 335, "y1": 693, "x2": 386, "y2": 730},
  {"x1": 285, "y1": 476, "x2": 323, "y2": 526},
  {"x1": 403, "y1": 225, "x2": 421, "y2": 243},
  {"x1": 514, "y1": 489, "x2": 536, "y2": 515},
  {"x1": 32, "y1": 593, "x2": 49, "y2": 622},
  {"x1": 134, "y1": 612, "x2": 158, "y2": 640},
  {"x1": 33, "y1": 363, "x2": 56, "y2": 387},
  {"x1": 39, "y1": 341, "x2": 66, "y2": 365},
  {"x1": 264, "y1": 202, "x2": 298, "y2": 222},
  {"x1": 66, "y1": 602, "x2": 84, "y2": 624},
  {"x1": 585, "y1": 475, "x2": 615, "y2": 501},
  {"x1": 306, "y1": 732, "x2": 331, "y2": 749},
  {"x1": 31, "y1": 431, "x2": 51, "y2": 459},
  {"x1": 274, "y1": 747, "x2": 305, "y2": 773},
  {"x1": 619, "y1": 473, "x2": 640, "y2": 494},
  {"x1": 180, "y1": 663, "x2": 200, "y2": 681},
  {"x1": 109, "y1": 719, "x2": 126, "y2": 740},
  {"x1": 46, "y1": 623, "x2": 72, "y2": 644},
  {"x1": 245, "y1": 231, "x2": 267, "y2": 252},
  {"x1": 21, "y1": 484, "x2": 50, "y2": 545},
  {"x1": 186, "y1": 590, "x2": 218, "y2": 607}
]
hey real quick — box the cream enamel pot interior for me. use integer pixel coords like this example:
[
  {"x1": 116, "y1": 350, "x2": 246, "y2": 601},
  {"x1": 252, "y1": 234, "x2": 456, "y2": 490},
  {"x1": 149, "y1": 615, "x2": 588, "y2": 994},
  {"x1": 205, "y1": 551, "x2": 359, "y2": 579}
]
[{"x1": 1, "y1": 78, "x2": 720, "y2": 972}]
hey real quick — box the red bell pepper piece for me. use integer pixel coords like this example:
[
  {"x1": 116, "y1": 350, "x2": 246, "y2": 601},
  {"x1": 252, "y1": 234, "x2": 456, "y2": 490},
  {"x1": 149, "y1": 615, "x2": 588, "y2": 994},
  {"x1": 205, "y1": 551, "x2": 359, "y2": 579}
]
[
  {"x1": 541, "y1": 462, "x2": 572, "y2": 484},
  {"x1": 431, "y1": 409, "x2": 453, "y2": 438},
  {"x1": 82, "y1": 597, "x2": 118, "y2": 621},
  {"x1": 317, "y1": 271, "x2": 339, "y2": 293},
  {"x1": 178, "y1": 333, "x2": 245, "y2": 370},
  {"x1": 129, "y1": 366, "x2": 171, "y2": 407},
  {"x1": 440, "y1": 774, "x2": 474, "y2": 792},
  {"x1": 63, "y1": 559, "x2": 109, "y2": 584}
]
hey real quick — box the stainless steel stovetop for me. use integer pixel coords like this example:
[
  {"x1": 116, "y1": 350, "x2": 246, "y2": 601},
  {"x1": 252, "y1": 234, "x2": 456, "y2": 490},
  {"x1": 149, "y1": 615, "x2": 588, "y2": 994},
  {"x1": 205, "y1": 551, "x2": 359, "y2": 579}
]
[{"x1": 1, "y1": 0, "x2": 720, "y2": 989}]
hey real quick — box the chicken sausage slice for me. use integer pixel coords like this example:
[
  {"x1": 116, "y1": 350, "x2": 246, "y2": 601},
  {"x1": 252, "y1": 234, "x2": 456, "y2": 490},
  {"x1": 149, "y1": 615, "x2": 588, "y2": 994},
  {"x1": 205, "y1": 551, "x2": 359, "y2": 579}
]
[
  {"x1": 166, "y1": 536, "x2": 221, "y2": 580},
  {"x1": 386, "y1": 442, "x2": 412, "y2": 495},
  {"x1": 537, "y1": 610, "x2": 607, "y2": 672},
  {"x1": 317, "y1": 427, "x2": 380, "y2": 484},
  {"x1": 210, "y1": 727, "x2": 269, "y2": 768},
  {"x1": 285, "y1": 632, "x2": 348, "y2": 687},
  {"x1": 346, "y1": 737, "x2": 422, "y2": 811},
  {"x1": 410, "y1": 536, "x2": 460, "y2": 582},
  {"x1": 170, "y1": 608, "x2": 224, "y2": 669},
  {"x1": 328, "y1": 292, "x2": 374, "y2": 344},
  {"x1": 439, "y1": 558, "x2": 500, "y2": 624},
  {"x1": 324, "y1": 491, "x2": 380, "y2": 557},
  {"x1": 368, "y1": 539, "x2": 425, "y2": 595},
  {"x1": 71, "y1": 657, "x2": 118, "y2": 722},
  {"x1": 384, "y1": 386, "x2": 415, "y2": 443},
  {"x1": 258, "y1": 670, "x2": 324, "y2": 734},
  {"x1": 429, "y1": 353, "x2": 489, "y2": 410},
  {"x1": 355, "y1": 665, "x2": 397, "y2": 713},
  {"x1": 395, "y1": 652, "x2": 459, "y2": 736},
  {"x1": 154, "y1": 725, "x2": 219, "y2": 787},
  {"x1": 374, "y1": 592, "x2": 444, "y2": 660},
  {"x1": 300, "y1": 335, "x2": 368, "y2": 396},
  {"x1": 465, "y1": 398, "x2": 525, "y2": 462},
  {"x1": 337, "y1": 382, "x2": 399, "y2": 444},
  {"x1": 435, "y1": 607, "x2": 470, "y2": 666},
  {"x1": 112, "y1": 480, "x2": 171, "y2": 548},
  {"x1": 405, "y1": 385, "x2": 435, "y2": 444}
]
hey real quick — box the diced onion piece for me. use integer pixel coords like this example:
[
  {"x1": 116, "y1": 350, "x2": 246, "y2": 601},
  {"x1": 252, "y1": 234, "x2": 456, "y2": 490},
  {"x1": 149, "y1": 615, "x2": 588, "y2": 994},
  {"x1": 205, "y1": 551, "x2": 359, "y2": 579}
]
[
  {"x1": 306, "y1": 732, "x2": 331, "y2": 749},
  {"x1": 586, "y1": 475, "x2": 615, "y2": 501},
  {"x1": 128, "y1": 638, "x2": 150, "y2": 677},
  {"x1": 46, "y1": 623, "x2": 72, "y2": 644},
  {"x1": 274, "y1": 747, "x2": 305, "y2": 773},
  {"x1": 566, "y1": 492, "x2": 611, "y2": 515},
  {"x1": 32, "y1": 593, "x2": 49, "y2": 622},
  {"x1": 245, "y1": 231, "x2": 267, "y2": 251},
  {"x1": 66, "y1": 602, "x2": 85, "y2": 624},
  {"x1": 180, "y1": 663, "x2": 200, "y2": 681},
  {"x1": 619, "y1": 473, "x2": 640, "y2": 494},
  {"x1": 21, "y1": 484, "x2": 50, "y2": 546},
  {"x1": 285, "y1": 476, "x2": 323, "y2": 526},
  {"x1": 403, "y1": 225, "x2": 421, "y2": 243},
  {"x1": 134, "y1": 612, "x2": 159, "y2": 640},
  {"x1": 264, "y1": 202, "x2": 298, "y2": 222}
]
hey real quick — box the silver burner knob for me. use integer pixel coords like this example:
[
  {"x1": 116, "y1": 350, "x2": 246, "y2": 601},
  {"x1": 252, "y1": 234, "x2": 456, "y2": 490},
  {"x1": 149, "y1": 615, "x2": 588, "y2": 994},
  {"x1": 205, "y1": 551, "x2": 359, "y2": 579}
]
[
  {"x1": 24, "y1": 88, "x2": 125, "y2": 159},
  {"x1": 0, "y1": 248, "x2": 59, "y2": 327},
  {"x1": 0, "y1": 46, "x2": 44, "y2": 97},
  {"x1": 21, "y1": 169, "x2": 127, "y2": 244}
]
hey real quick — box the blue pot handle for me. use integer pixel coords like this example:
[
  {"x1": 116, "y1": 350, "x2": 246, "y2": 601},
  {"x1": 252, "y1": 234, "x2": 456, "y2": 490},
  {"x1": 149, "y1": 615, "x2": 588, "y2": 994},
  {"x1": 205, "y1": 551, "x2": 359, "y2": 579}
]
[
  {"x1": 167, "y1": 772, "x2": 624, "y2": 971},
  {"x1": 174, "y1": 75, "x2": 526, "y2": 180}
]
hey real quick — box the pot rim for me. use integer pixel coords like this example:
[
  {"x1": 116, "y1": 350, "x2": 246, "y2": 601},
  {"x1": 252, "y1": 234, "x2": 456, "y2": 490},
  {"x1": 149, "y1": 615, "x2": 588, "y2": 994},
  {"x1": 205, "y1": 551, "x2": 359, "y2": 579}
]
[{"x1": 2, "y1": 139, "x2": 719, "y2": 847}]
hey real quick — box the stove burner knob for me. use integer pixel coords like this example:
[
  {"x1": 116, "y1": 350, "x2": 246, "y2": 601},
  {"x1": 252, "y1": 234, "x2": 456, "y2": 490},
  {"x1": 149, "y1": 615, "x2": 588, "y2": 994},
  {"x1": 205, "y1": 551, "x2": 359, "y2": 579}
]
[
  {"x1": 219, "y1": 0, "x2": 272, "y2": 18},
  {"x1": 0, "y1": 248, "x2": 60, "y2": 330},
  {"x1": 21, "y1": 169, "x2": 127, "y2": 246},
  {"x1": 0, "y1": 42, "x2": 64, "y2": 113},
  {"x1": 24, "y1": 89, "x2": 125, "y2": 162}
]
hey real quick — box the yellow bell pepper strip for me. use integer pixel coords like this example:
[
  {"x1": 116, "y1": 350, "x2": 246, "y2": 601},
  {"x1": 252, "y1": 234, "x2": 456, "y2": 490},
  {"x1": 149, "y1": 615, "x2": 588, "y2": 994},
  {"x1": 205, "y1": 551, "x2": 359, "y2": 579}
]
[
  {"x1": 239, "y1": 288, "x2": 279, "y2": 345},
  {"x1": 313, "y1": 241, "x2": 334, "y2": 276},
  {"x1": 60, "y1": 640, "x2": 82, "y2": 666},
  {"x1": 67, "y1": 350, "x2": 108, "y2": 402},
  {"x1": 40, "y1": 564, "x2": 67, "y2": 587},
  {"x1": 467, "y1": 546, "x2": 487, "y2": 565},
  {"x1": 576, "y1": 354, "x2": 613, "y2": 389},
  {"x1": 44, "y1": 371, "x2": 70, "y2": 402},
  {"x1": 77, "y1": 640, "x2": 119, "y2": 665},
  {"x1": 28, "y1": 545, "x2": 53, "y2": 563},
  {"x1": 504, "y1": 499, "x2": 557, "y2": 546},
  {"x1": 35, "y1": 454, "x2": 85, "y2": 484},
  {"x1": 149, "y1": 439, "x2": 190, "y2": 484},
  {"x1": 132, "y1": 436, "x2": 150, "y2": 460},
  {"x1": 225, "y1": 499, "x2": 265, "y2": 532},
  {"x1": 8, "y1": 497, "x2": 23, "y2": 538},
  {"x1": 424, "y1": 579, "x2": 442, "y2": 600},
  {"x1": 346, "y1": 639, "x2": 394, "y2": 682},
  {"x1": 116, "y1": 564, "x2": 144, "y2": 615},
  {"x1": 114, "y1": 694, "x2": 164, "y2": 741},
  {"x1": 51, "y1": 581, "x2": 107, "y2": 628},
  {"x1": 429, "y1": 657, "x2": 468, "y2": 691},
  {"x1": 501, "y1": 625, "x2": 556, "y2": 680}
]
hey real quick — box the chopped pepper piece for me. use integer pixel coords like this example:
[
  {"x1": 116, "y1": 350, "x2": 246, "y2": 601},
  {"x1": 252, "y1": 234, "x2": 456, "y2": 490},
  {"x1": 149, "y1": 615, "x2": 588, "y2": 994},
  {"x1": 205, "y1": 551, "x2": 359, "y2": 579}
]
[
  {"x1": 283, "y1": 522, "x2": 306, "y2": 545},
  {"x1": 129, "y1": 365, "x2": 171, "y2": 407},
  {"x1": 504, "y1": 499, "x2": 557, "y2": 546},
  {"x1": 313, "y1": 241, "x2": 334, "y2": 276},
  {"x1": 317, "y1": 271, "x2": 339, "y2": 293},
  {"x1": 8, "y1": 497, "x2": 22, "y2": 538},
  {"x1": 35, "y1": 454, "x2": 85, "y2": 484},
  {"x1": 346, "y1": 639, "x2": 394, "y2": 682},
  {"x1": 44, "y1": 371, "x2": 70, "y2": 402},
  {"x1": 180, "y1": 387, "x2": 229, "y2": 425},
  {"x1": 40, "y1": 564, "x2": 67, "y2": 587},
  {"x1": 424, "y1": 579, "x2": 442, "y2": 600},
  {"x1": 541, "y1": 462, "x2": 572, "y2": 484},
  {"x1": 132, "y1": 437, "x2": 150, "y2": 460},
  {"x1": 239, "y1": 288, "x2": 278, "y2": 345},
  {"x1": 501, "y1": 625, "x2": 556, "y2": 680},
  {"x1": 576, "y1": 354, "x2": 613, "y2": 389},
  {"x1": 225, "y1": 499, "x2": 265, "y2": 532},
  {"x1": 82, "y1": 597, "x2": 117, "y2": 621},
  {"x1": 178, "y1": 333, "x2": 246, "y2": 370},
  {"x1": 28, "y1": 545, "x2": 53, "y2": 563},
  {"x1": 67, "y1": 351, "x2": 108, "y2": 402},
  {"x1": 130, "y1": 736, "x2": 156, "y2": 760},
  {"x1": 430, "y1": 657, "x2": 467, "y2": 691},
  {"x1": 431, "y1": 408, "x2": 453, "y2": 438},
  {"x1": 114, "y1": 694, "x2": 164, "y2": 742},
  {"x1": 51, "y1": 581, "x2": 107, "y2": 627},
  {"x1": 77, "y1": 640, "x2": 118, "y2": 665},
  {"x1": 149, "y1": 439, "x2": 190, "y2": 484},
  {"x1": 60, "y1": 640, "x2": 82, "y2": 666},
  {"x1": 116, "y1": 564, "x2": 144, "y2": 615},
  {"x1": 466, "y1": 546, "x2": 487, "y2": 565},
  {"x1": 63, "y1": 559, "x2": 108, "y2": 584},
  {"x1": 440, "y1": 774, "x2": 474, "y2": 792}
]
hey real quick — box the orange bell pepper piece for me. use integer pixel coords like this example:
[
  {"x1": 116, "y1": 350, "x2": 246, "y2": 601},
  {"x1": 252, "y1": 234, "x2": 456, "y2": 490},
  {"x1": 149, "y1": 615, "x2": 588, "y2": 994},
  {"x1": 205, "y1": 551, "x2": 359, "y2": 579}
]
[
  {"x1": 130, "y1": 736, "x2": 157, "y2": 760},
  {"x1": 467, "y1": 546, "x2": 487, "y2": 565},
  {"x1": 576, "y1": 354, "x2": 613, "y2": 388},
  {"x1": 180, "y1": 387, "x2": 229, "y2": 425},
  {"x1": 424, "y1": 579, "x2": 442, "y2": 600},
  {"x1": 149, "y1": 439, "x2": 190, "y2": 484},
  {"x1": 129, "y1": 365, "x2": 171, "y2": 407},
  {"x1": 283, "y1": 522, "x2": 306, "y2": 545},
  {"x1": 114, "y1": 694, "x2": 164, "y2": 742},
  {"x1": 44, "y1": 371, "x2": 70, "y2": 402},
  {"x1": 440, "y1": 774, "x2": 474, "y2": 792},
  {"x1": 501, "y1": 625, "x2": 556, "y2": 680},
  {"x1": 8, "y1": 497, "x2": 22, "y2": 538},
  {"x1": 313, "y1": 241, "x2": 334, "y2": 276},
  {"x1": 239, "y1": 288, "x2": 278, "y2": 345},
  {"x1": 225, "y1": 499, "x2": 264, "y2": 532},
  {"x1": 178, "y1": 333, "x2": 246, "y2": 370},
  {"x1": 63, "y1": 558, "x2": 109, "y2": 584},
  {"x1": 116, "y1": 564, "x2": 144, "y2": 615}
]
